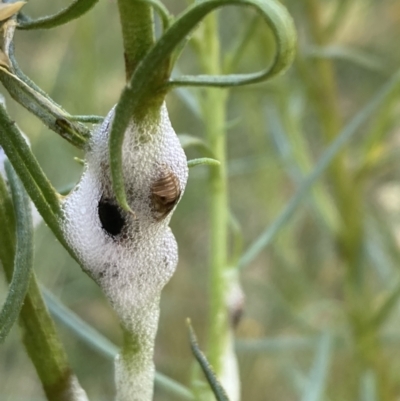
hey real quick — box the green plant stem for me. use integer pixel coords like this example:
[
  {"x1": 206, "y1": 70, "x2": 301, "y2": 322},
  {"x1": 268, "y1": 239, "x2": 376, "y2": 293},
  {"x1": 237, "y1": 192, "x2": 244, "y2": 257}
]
[
  {"x1": 117, "y1": 0, "x2": 155, "y2": 80},
  {"x1": 115, "y1": 301, "x2": 161, "y2": 401},
  {"x1": 304, "y1": 0, "x2": 387, "y2": 398},
  {"x1": 199, "y1": 12, "x2": 232, "y2": 388}
]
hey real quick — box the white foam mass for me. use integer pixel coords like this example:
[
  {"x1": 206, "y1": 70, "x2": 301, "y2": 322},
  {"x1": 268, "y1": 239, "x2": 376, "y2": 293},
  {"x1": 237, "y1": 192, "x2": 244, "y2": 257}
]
[{"x1": 62, "y1": 103, "x2": 188, "y2": 401}]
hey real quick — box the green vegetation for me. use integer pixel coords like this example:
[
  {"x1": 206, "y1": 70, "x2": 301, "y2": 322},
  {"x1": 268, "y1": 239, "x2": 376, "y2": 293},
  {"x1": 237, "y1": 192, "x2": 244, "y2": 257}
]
[{"x1": 1, "y1": 0, "x2": 400, "y2": 400}]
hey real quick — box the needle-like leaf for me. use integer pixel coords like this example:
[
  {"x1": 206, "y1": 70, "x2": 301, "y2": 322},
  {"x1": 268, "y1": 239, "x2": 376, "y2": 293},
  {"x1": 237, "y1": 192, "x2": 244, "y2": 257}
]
[
  {"x1": 187, "y1": 319, "x2": 230, "y2": 401},
  {"x1": 0, "y1": 163, "x2": 33, "y2": 342}
]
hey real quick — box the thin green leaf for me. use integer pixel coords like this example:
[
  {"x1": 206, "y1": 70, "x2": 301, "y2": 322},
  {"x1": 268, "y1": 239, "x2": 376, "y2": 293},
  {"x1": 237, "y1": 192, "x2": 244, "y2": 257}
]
[
  {"x1": 238, "y1": 69, "x2": 400, "y2": 269},
  {"x1": 43, "y1": 288, "x2": 195, "y2": 400},
  {"x1": 178, "y1": 134, "x2": 214, "y2": 156},
  {"x1": 187, "y1": 319, "x2": 230, "y2": 401},
  {"x1": 301, "y1": 333, "x2": 332, "y2": 401},
  {"x1": 17, "y1": 0, "x2": 99, "y2": 30},
  {"x1": 0, "y1": 163, "x2": 33, "y2": 343},
  {"x1": 188, "y1": 157, "x2": 220, "y2": 168},
  {"x1": 109, "y1": 0, "x2": 296, "y2": 210}
]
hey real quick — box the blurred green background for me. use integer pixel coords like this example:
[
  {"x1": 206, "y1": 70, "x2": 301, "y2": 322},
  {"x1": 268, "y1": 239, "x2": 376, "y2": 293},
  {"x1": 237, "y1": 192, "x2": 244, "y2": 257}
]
[{"x1": 2, "y1": 0, "x2": 400, "y2": 400}]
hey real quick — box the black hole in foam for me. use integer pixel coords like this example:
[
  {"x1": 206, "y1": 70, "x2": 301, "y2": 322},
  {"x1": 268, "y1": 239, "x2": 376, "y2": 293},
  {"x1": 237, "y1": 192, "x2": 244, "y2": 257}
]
[{"x1": 98, "y1": 197, "x2": 125, "y2": 236}]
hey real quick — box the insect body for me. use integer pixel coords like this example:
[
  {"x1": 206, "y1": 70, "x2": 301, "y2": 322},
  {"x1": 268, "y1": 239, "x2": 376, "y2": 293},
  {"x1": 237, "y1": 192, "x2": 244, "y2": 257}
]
[{"x1": 151, "y1": 167, "x2": 181, "y2": 220}]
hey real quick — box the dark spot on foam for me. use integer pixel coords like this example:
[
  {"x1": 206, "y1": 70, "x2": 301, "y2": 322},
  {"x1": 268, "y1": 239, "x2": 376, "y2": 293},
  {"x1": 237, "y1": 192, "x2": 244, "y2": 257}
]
[{"x1": 98, "y1": 196, "x2": 125, "y2": 237}]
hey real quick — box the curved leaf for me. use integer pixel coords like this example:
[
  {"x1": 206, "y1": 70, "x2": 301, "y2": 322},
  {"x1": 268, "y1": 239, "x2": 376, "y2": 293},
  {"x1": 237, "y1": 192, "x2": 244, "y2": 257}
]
[
  {"x1": 110, "y1": 0, "x2": 296, "y2": 210},
  {"x1": 0, "y1": 163, "x2": 33, "y2": 343},
  {"x1": 168, "y1": 0, "x2": 296, "y2": 87},
  {"x1": 17, "y1": 0, "x2": 99, "y2": 30},
  {"x1": 188, "y1": 157, "x2": 220, "y2": 168}
]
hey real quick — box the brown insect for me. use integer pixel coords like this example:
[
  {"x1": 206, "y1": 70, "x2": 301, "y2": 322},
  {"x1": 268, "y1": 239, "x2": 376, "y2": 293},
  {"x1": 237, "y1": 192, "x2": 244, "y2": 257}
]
[{"x1": 151, "y1": 167, "x2": 181, "y2": 220}]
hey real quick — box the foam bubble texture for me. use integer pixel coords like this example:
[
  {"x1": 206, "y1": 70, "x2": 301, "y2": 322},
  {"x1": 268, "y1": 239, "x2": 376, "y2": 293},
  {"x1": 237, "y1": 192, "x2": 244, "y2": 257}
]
[{"x1": 62, "y1": 103, "x2": 188, "y2": 401}]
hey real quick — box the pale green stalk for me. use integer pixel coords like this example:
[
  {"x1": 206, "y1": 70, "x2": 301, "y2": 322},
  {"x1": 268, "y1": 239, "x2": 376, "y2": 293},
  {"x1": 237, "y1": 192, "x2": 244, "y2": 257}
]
[{"x1": 197, "y1": 12, "x2": 238, "y2": 401}]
